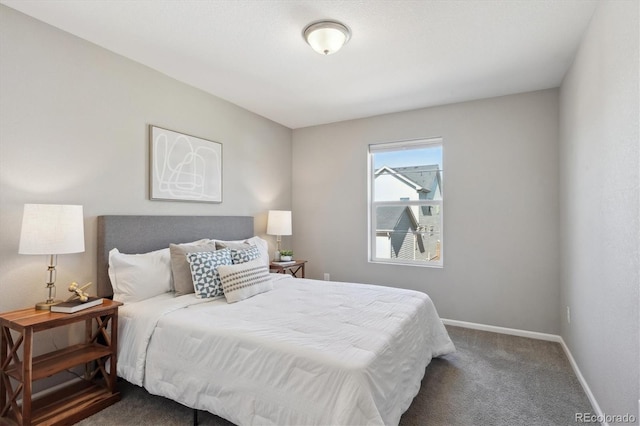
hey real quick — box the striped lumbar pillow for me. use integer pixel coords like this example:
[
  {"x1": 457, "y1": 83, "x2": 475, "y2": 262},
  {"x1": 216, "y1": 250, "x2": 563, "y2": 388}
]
[{"x1": 217, "y1": 259, "x2": 273, "y2": 303}]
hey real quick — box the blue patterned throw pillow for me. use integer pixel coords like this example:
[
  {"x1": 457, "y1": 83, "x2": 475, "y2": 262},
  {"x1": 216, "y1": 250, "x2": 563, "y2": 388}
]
[
  {"x1": 230, "y1": 245, "x2": 261, "y2": 265},
  {"x1": 186, "y1": 248, "x2": 232, "y2": 298}
]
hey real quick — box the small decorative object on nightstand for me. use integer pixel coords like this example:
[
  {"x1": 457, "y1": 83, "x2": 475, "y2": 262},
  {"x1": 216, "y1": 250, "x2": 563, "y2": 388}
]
[
  {"x1": 0, "y1": 300, "x2": 122, "y2": 425},
  {"x1": 50, "y1": 282, "x2": 103, "y2": 313},
  {"x1": 67, "y1": 281, "x2": 93, "y2": 302},
  {"x1": 279, "y1": 250, "x2": 293, "y2": 262},
  {"x1": 270, "y1": 260, "x2": 307, "y2": 278}
]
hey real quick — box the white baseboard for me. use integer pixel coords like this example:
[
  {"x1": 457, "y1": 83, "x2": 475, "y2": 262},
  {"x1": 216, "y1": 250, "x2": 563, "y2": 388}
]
[
  {"x1": 441, "y1": 318, "x2": 607, "y2": 426},
  {"x1": 556, "y1": 338, "x2": 608, "y2": 426},
  {"x1": 441, "y1": 318, "x2": 562, "y2": 342}
]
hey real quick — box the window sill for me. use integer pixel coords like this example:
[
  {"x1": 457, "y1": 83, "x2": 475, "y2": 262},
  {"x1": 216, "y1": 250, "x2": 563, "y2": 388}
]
[{"x1": 369, "y1": 259, "x2": 443, "y2": 268}]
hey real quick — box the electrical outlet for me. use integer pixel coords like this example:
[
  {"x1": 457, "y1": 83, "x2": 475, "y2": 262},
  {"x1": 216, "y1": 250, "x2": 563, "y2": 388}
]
[
  {"x1": 324, "y1": 273, "x2": 330, "y2": 281},
  {"x1": 567, "y1": 306, "x2": 571, "y2": 324}
]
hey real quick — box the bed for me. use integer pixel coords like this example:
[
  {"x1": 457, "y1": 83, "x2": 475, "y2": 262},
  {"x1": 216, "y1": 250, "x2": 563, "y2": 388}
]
[{"x1": 97, "y1": 215, "x2": 455, "y2": 426}]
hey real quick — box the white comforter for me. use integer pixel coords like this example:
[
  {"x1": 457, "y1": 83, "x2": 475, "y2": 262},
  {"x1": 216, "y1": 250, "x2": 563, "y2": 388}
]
[{"x1": 117, "y1": 274, "x2": 454, "y2": 426}]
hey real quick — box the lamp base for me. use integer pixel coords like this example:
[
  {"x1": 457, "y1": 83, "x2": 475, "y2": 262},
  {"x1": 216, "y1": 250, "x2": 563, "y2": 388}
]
[{"x1": 35, "y1": 300, "x2": 62, "y2": 311}]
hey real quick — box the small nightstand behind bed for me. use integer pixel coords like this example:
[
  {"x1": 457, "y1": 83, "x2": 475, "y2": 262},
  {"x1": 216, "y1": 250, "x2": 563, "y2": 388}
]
[{"x1": 269, "y1": 260, "x2": 307, "y2": 278}]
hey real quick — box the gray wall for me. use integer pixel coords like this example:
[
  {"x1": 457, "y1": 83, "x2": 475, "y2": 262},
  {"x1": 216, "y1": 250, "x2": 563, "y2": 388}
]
[
  {"x1": 292, "y1": 89, "x2": 561, "y2": 334},
  {"x1": 559, "y1": 0, "x2": 639, "y2": 420},
  {"x1": 0, "y1": 5, "x2": 292, "y2": 317}
]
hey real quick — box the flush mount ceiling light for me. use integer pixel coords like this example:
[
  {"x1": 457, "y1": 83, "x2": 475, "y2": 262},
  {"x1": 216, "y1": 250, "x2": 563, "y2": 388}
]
[{"x1": 303, "y1": 20, "x2": 351, "y2": 55}]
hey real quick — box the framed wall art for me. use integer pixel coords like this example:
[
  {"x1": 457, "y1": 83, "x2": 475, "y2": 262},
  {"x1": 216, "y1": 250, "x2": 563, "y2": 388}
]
[{"x1": 149, "y1": 125, "x2": 222, "y2": 203}]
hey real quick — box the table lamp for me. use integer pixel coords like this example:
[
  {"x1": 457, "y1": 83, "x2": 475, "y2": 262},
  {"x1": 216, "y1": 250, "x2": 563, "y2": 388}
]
[
  {"x1": 266, "y1": 210, "x2": 292, "y2": 261},
  {"x1": 19, "y1": 204, "x2": 85, "y2": 310}
]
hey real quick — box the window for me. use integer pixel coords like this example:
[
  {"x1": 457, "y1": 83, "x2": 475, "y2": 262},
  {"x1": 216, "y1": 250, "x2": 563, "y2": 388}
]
[{"x1": 368, "y1": 138, "x2": 443, "y2": 267}]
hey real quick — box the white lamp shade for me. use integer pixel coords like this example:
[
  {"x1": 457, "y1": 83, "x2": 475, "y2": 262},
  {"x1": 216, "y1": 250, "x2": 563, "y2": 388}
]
[
  {"x1": 19, "y1": 204, "x2": 85, "y2": 255},
  {"x1": 304, "y1": 21, "x2": 351, "y2": 55},
  {"x1": 266, "y1": 210, "x2": 292, "y2": 236}
]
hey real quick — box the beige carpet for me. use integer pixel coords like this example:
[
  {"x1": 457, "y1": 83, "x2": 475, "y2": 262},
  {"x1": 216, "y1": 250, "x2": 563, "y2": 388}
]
[{"x1": 75, "y1": 326, "x2": 593, "y2": 426}]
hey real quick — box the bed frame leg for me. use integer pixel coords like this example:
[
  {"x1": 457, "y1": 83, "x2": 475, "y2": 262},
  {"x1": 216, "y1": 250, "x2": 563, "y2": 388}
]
[{"x1": 193, "y1": 409, "x2": 198, "y2": 426}]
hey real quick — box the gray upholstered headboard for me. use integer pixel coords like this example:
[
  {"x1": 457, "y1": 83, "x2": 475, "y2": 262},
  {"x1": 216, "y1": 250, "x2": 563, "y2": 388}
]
[{"x1": 97, "y1": 215, "x2": 254, "y2": 298}]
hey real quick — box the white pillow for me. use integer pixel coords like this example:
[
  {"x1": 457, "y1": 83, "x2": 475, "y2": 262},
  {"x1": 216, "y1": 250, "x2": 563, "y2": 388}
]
[
  {"x1": 108, "y1": 247, "x2": 173, "y2": 303},
  {"x1": 215, "y1": 236, "x2": 270, "y2": 267},
  {"x1": 217, "y1": 259, "x2": 273, "y2": 303}
]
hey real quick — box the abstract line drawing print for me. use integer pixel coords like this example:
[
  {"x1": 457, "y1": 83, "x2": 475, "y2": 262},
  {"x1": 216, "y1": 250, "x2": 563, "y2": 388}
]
[{"x1": 150, "y1": 126, "x2": 222, "y2": 202}]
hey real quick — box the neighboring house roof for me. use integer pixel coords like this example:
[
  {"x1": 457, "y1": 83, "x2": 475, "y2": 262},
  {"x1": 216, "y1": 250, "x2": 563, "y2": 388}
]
[
  {"x1": 376, "y1": 206, "x2": 419, "y2": 231},
  {"x1": 374, "y1": 166, "x2": 429, "y2": 193},
  {"x1": 374, "y1": 164, "x2": 441, "y2": 199},
  {"x1": 376, "y1": 205, "x2": 426, "y2": 256},
  {"x1": 393, "y1": 165, "x2": 441, "y2": 200}
]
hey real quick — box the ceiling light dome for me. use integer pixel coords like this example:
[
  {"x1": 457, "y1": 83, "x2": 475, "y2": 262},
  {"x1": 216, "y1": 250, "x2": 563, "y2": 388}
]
[{"x1": 303, "y1": 20, "x2": 351, "y2": 55}]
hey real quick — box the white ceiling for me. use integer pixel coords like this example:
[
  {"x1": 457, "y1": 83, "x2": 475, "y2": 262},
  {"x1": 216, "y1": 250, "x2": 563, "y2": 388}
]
[{"x1": 1, "y1": 0, "x2": 598, "y2": 129}]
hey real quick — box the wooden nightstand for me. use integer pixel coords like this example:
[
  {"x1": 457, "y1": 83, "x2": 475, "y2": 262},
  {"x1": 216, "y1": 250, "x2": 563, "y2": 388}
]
[
  {"x1": 0, "y1": 299, "x2": 122, "y2": 425},
  {"x1": 270, "y1": 260, "x2": 307, "y2": 278}
]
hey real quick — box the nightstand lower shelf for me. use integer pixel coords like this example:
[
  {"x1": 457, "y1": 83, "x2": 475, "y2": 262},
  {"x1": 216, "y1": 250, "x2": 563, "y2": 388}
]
[
  {"x1": 5, "y1": 343, "x2": 112, "y2": 382},
  {"x1": 29, "y1": 380, "x2": 120, "y2": 425}
]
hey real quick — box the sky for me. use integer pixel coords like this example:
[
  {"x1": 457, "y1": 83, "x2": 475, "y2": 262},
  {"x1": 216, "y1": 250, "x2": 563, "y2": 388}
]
[{"x1": 373, "y1": 145, "x2": 443, "y2": 170}]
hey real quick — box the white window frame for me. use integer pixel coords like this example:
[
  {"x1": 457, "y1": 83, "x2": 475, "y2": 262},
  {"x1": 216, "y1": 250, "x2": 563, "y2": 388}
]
[{"x1": 368, "y1": 137, "x2": 443, "y2": 268}]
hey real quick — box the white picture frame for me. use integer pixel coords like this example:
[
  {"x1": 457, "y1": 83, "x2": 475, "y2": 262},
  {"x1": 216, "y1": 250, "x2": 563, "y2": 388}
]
[{"x1": 150, "y1": 125, "x2": 222, "y2": 203}]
